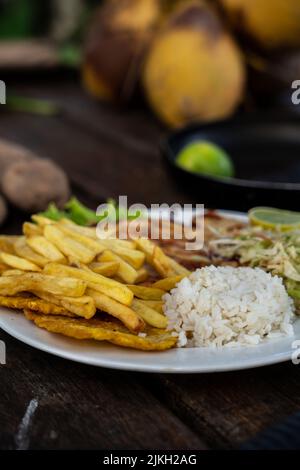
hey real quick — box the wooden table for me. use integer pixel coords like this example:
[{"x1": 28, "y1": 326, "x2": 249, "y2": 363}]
[{"x1": 0, "y1": 74, "x2": 299, "y2": 450}]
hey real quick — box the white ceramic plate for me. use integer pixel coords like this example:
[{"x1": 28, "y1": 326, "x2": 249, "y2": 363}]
[{"x1": 0, "y1": 210, "x2": 298, "y2": 373}]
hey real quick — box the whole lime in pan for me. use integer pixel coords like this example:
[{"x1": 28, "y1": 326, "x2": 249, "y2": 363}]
[{"x1": 176, "y1": 141, "x2": 234, "y2": 178}]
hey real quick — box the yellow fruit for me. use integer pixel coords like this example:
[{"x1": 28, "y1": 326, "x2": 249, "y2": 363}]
[
  {"x1": 143, "y1": 0, "x2": 245, "y2": 127},
  {"x1": 220, "y1": 0, "x2": 300, "y2": 51},
  {"x1": 83, "y1": 0, "x2": 161, "y2": 102}
]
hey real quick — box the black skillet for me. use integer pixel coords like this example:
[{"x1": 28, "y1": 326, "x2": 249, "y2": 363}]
[{"x1": 162, "y1": 112, "x2": 300, "y2": 212}]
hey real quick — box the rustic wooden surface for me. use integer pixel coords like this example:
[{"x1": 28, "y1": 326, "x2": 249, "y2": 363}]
[{"x1": 0, "y1": 74, "x2": 299, "y2": 450}]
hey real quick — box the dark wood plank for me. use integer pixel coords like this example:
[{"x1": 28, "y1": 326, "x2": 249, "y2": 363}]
[
  {"x1": 0, "y1": 330, "x2": 206, "y2": 450},
  {"x1": 145, "y1": 364, "x2": 300, "y2": 449}
]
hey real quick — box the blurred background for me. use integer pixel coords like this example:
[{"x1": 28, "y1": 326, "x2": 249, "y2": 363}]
[{"x1": 0, "y1": 0, "x2": 300, "y2": 223}]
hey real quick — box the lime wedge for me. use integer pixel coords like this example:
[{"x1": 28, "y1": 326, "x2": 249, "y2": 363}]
[
  {"x1": 176, "y1": 141, "x2": 234, "y2": 178},
  {"x1": 249, "y1": 207, "x2": 300, "y2": 231}
]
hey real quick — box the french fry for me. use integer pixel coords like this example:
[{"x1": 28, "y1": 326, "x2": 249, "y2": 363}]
[
  {"x1": 131, "y1": 299, "x2": 168, "y2": 329},
  {"x1": 135, "y1": 238, "x2": 188, "y2": 277},
  {"x1": 0, "y1": 252, "x2": 41, "y2": 272},
  {"x1": 0, "y1": 235, "x2": 18, "y2": 254},
  {"x1": 152, "y1": 246, "x2": 175, "y2": 278},
  {"x1": 87, "y1": 288, "x2": 144, "y2": 332},
  {"x1": 2, "y1": 269, "x2": 24, "y2": 276},
  {"x1": 139, "y1": 300, "x2": 163, "y2": 314},
  {"x1": 99, "y1": 238, "x2": 136, "y2": 251},
  {"x1": 57, "y1": 224, "x2": 105, "y2": 256},
  {"x1": 27, "y1": 236, "x2": 66, "y2": 263},
  {"x1": 0, "y1": 294, "x2": 74, "y2": 316},
  {"x1": 14, "y1": 237, "x2": 50, "y2": 267},
  {"x1": 33, "y1": 291, "x2": 96, "y2": 319},
  {"x1": 0, "y1": 273, "x2": 87, "y2": 297},
  {"x1": 44, "y1": 263, "x2": 133, "y2": 306},
  {"x1": 153, "y1": 275, "x2": 185, "y2": 291},
  {"x1": 44, "y1": 225, "x2": 96, "y2": 264},
  {"x1": 168, "y1": 258, "x2": 190, "y2": 276},
  {"x1": 135, "y1": 238, "x2": 155, "y2": 262},
  {"x1": 127, "y1": 285, "x2": 165, "y2": 300},
  {"x1": 88, "y1": 261, "x2": 119, "y2": 277},
  {"x1": 135, "y1": 268, "x2": 149, "y2": 283},
  {"x1": 23, "y1": 222, "x2": 43, "y2": 238},
  {"x1": 59, "y1": 218, "x2": 98, "y2": 238},
  {"x1": 25, "y1": 310, "x2": 177, "y2": 351},
  {"x1": 98, "y1": 244, "x2": 145, "y2": 269},
  {"x1": 31, "y1": 215, "x2": 53, "y2": 226},
  {"x1": 99, "y1": 250, "x2": 139, "y2": 284}
]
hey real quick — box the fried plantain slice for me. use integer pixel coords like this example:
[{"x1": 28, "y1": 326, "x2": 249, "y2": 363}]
[
  {"x1": 24, "y1": 310, "x2": 177, "y2": 351},
  {"x1": 0, "y1": 295, "x2": 74, "y2": 316}
]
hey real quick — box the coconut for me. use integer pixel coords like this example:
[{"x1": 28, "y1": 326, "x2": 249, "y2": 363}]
[
  {"x1": 220, "y1": 0, "x2": 300, "y2": 52},
  {"x1": 142, "y1": 0, "x2": 245, "y2": 127},
  {"x1": 83, "y1": 0, "x2": 161, "y2": 102}
]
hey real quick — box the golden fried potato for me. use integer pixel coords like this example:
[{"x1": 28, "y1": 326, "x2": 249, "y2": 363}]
[
  {"x1": 99, "y1": 250, "x2": 138, "y2": 284},
  {"x1": 59, "y1": 218, "x2": 98, "y2": 238},
  {"x1": 31, "y1": 215, "x2": 53, "y2": 226},
  {"x1": 14, "y1": 237, "x2": 50, "y2": 267},
  {"x1": 2, "y1": 269, "x2": 24, "y2": 276},
  {"x1": 127, "y1": 284, "x2": 164, "y2": 300},
  {"x1": 153, "y1": 275, "x2": 185, "y2": 291},
  {"x1": 168, "y1": 258, "x2": 190, "y2": 276},
  {"x1": 24, "y1": 310, "x2": 177, "y2": 351},
  {"x1": 0, "y1": 273, "x2": 87, "y2": 297},
  {"x1": 88, "y1": 261, "x2": 119, "y2": 277},
  {"x1": 131, "y1": 299, "x2": 167, "y2": 329},
  {"x1": 152, "y1": 246, "x2": 175, "y2": 278},
  {"x1": 0, "y1": 252, "x2": 41, "y2": 272},
  {"x1": 23, "y1": 222, "x2": 43, "y2": 238},
  {"x1": 0, "y1": 235, "x2": 18, "y2": 254},
  {"x1": 135, "y1": 268, "x2": 149, "y2": 283},
  {"x1": 44, "y1": 225, "x2": 96, "y2": 264},
  {"x1": 98, "y1": 243, "x2": 144, "y2": 268},
  {"x1": 97, "y1": 238, "x2": 136, "y2": 250},
  {"x1": 87, "y1": 288, "x2": 144, "y2": 333},
  {"x1": 57, "y1": 224, "x2": 105, "y2": 257},
  {"x1": 27, "y1": 235, "x2": 66, "y2": 263},
  {"x1": 44, "y1": 263, "x2": 133, "y2": 305},
  {"x1": 0, "y1": 295, "x2": 74, "y2": 316},
  {"x1": 136, "y1": 238, "x2": 188, "y2": 277},
  {"x1": 139, "y1": 300, "x2": 163, "y2": 314},
  {"x1": 33, "y1": 291, "x2": 96, "y2": 319}
]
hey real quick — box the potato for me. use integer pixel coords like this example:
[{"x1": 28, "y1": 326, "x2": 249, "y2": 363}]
[
  {"x1": 34, "y1": 291, "x2": 96, "y2": 319},
  {"x1": 98, "y1": 250, "x2": 139, "y2": 284},
  {"x1": 100, "y1": 244, "x2": 145, "y2": 269},
  {"x1": 0, "y1": 138, "x2": 34, "y2": 175},
  {"x1": 25, "y1": 310, "x2": 177, "y2": 351},
  {"x1": 88, "y1": 261, "x2": 120, "y2": 277},
  {"x1": 57, "y1": 223, "x2": 105, "y2": 256},
  {"x1": 44, "y1": 225, "x2": 95, "y2": 264},
  {"x1": 0, "y1": 252, "x2": 41, "y2": 272},
  {"x1": 153, "y1": 275, "x2": 185, "y2": 291},
  {"x1": 139, "y1": 300, "x2": 163, "y2": 314},
  {"x1": 135, "y1": 268, "x2": 149, "y2": 283},
  {"x1": 131, "y1": 299, "x2": 168, "y2": 329},
  {"x1": 26, "y1": 236, "x2": 66, "y2": 263},
  {"x1": 127, "y1": 284, "x2": 164, "y2": 300},
  {"x1": 23, "y1": 222, "x2": 43, "y2": 238},
  {"x1": 2, "y1": 158, "x2": 70, "y2": 212},
  {"x1": 14, "y1": 237, "x2": 49, "y2": 268},
  {"x1": 44, "y1": 263, "x2": 133, "y2": 306},
  {"x1": 0, "y1": 273, "x2": 87, "y2": 297},
  {"x1": 87, "y1": 288, "x2": 144, "y2": 332}
]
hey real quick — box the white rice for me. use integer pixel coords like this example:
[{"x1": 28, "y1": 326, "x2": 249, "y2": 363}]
[{"x1": 163, "y1": 266, "x2": 295, "y2": 348}]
